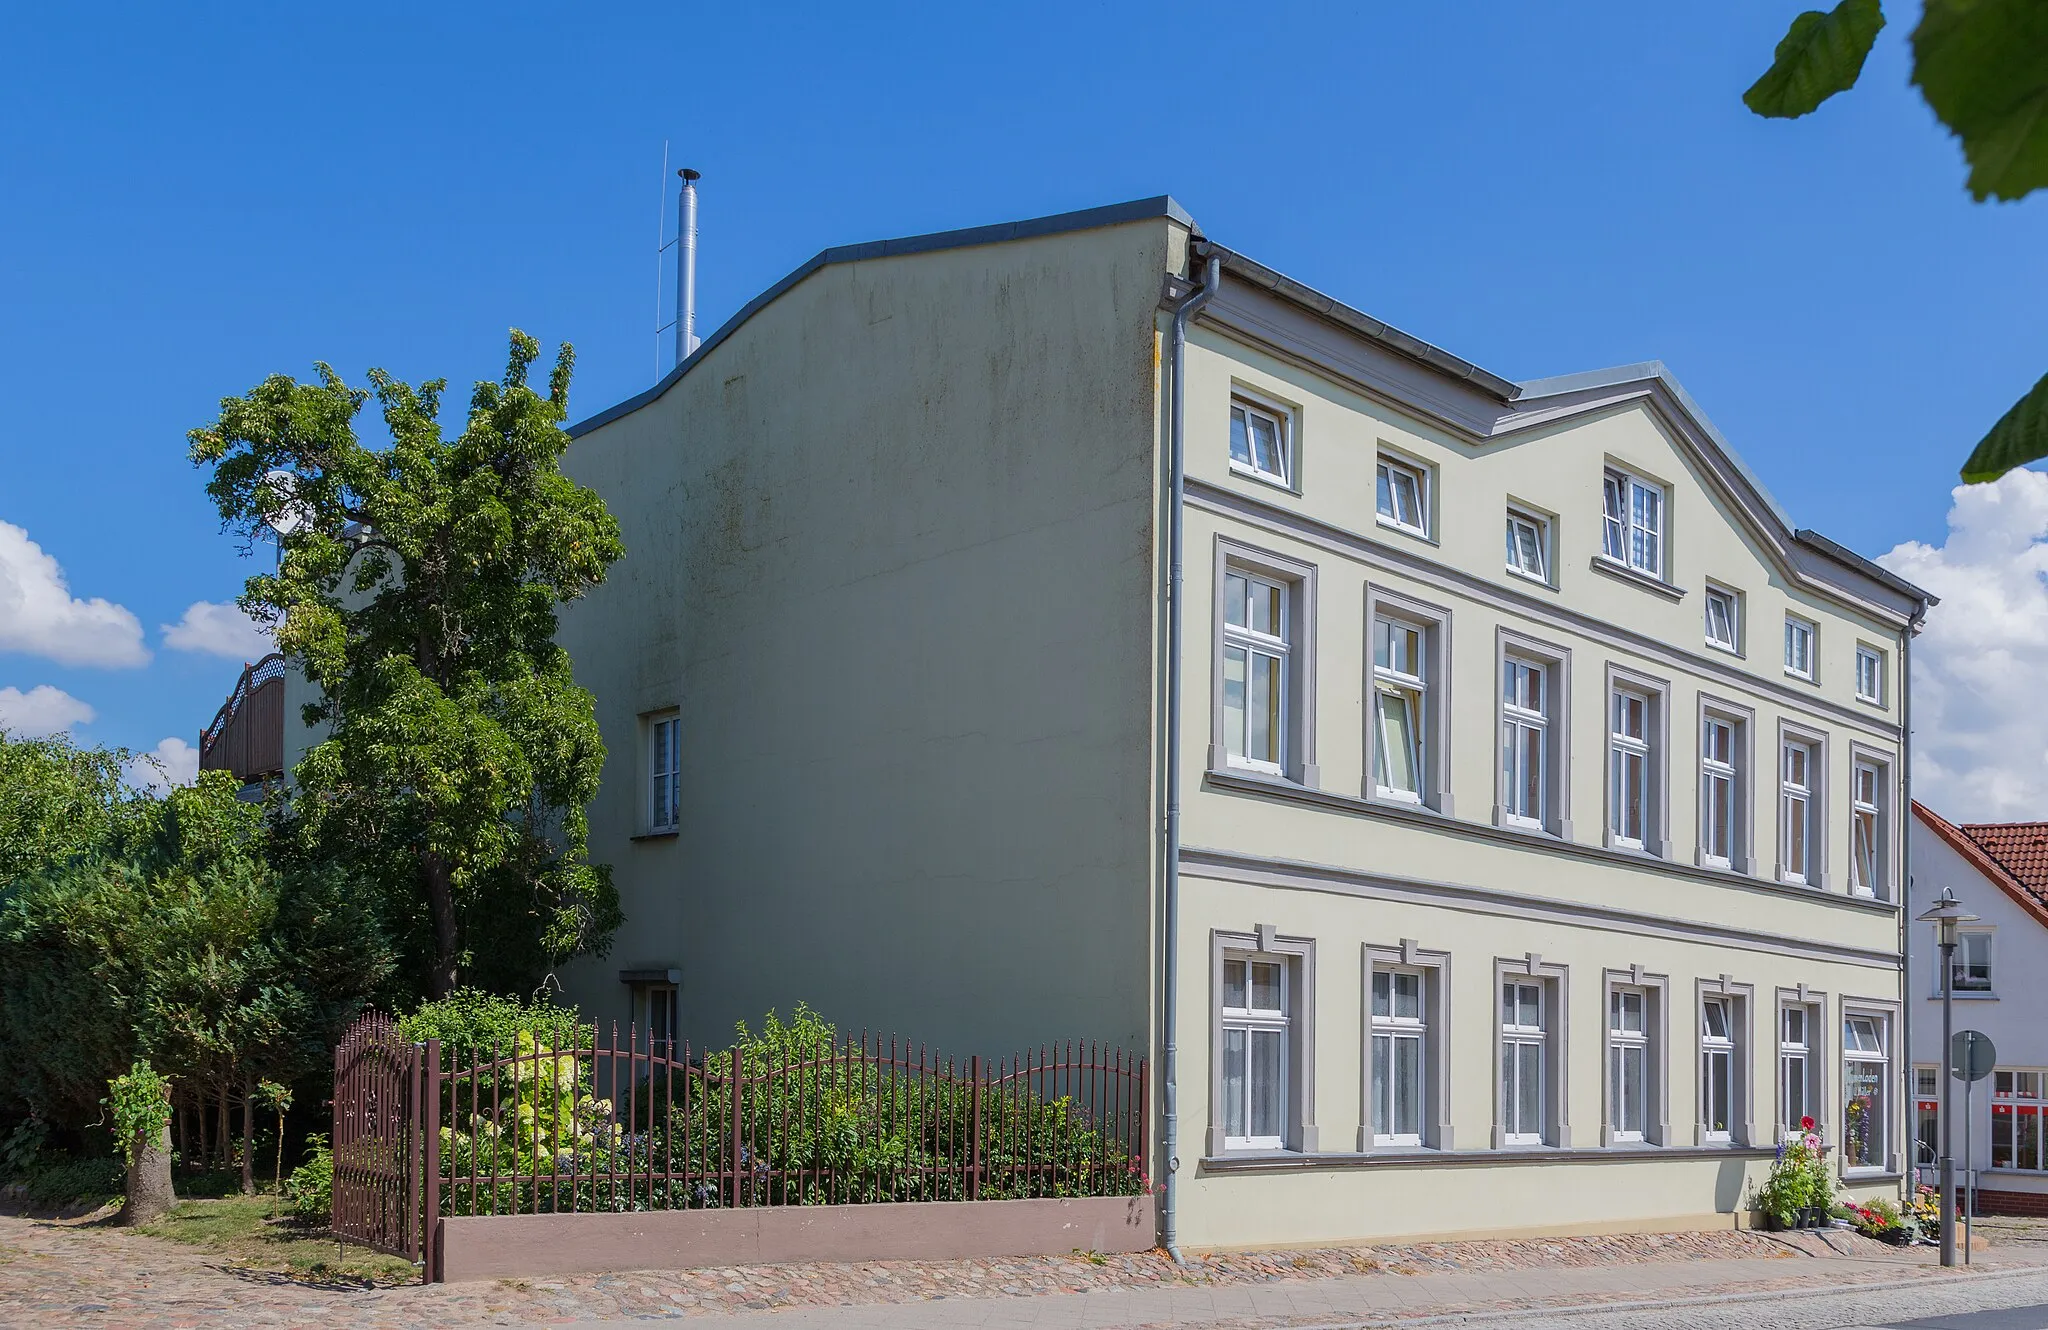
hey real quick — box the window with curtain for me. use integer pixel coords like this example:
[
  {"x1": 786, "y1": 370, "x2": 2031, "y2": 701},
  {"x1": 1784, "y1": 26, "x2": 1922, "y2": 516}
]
[
  {"x1": 1501, "y1": 981, "x2": 1546, "y2": 1146},
  {"x1": 1370, "y1": 968, "x2": 1427, "y2": 1147},
  {"x1": 1501, "y1": 658, "x2": 1547, "y2": 828},
  {"x1": 1602, "y1": 469, "x2": 1663, "y2": 577},
  {"x1": 1610, "y1": 688, "x2": 1652, "y2": 849},
  {"x1": 1222, "y1": 571, "x2": 1289, "y2": 774},
  {"x1": 1220, "y1": 955, "x2": 1289, "y2": 1150},
  {"x1": 1609, "y1": 987, "x2": 1649, "y2": 1142},
  {"x1": 1373, "y1": 616, "x2": 1428, "y2": 801}
]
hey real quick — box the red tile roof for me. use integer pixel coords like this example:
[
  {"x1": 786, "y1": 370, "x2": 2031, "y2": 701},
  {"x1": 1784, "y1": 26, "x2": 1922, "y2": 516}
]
[{"x1": 1915, "y1": 802, "x2": 2048, "y2": 930}]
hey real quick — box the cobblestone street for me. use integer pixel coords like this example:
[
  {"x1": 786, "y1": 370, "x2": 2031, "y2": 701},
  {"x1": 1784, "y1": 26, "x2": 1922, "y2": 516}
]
[{"x1": 7, "y1": 1213, "x2": 2044, "y2": 1329}]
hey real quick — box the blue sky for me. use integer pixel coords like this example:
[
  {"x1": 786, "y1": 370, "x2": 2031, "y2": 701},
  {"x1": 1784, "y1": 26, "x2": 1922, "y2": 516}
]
[{"x1": 2, "y1": 3, "x2": 2042, "y2": 809}]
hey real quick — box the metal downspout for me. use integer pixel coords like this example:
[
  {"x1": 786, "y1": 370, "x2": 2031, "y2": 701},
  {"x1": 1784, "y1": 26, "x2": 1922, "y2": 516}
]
[
  {"x1": 1901, "y1": 604, "x2": 1925, "y2": 1205},
  {"x1": 1162, "y1": 251, "x2": 1220, "y2": 1263}
]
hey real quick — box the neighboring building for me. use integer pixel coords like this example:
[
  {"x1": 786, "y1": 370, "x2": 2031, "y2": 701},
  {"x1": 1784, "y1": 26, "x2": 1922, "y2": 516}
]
[
  {"x1": 197, "y1": 652, "x2": 287, "y2": 790},
  {"x1": 550, "y1": 196, "x2": 1934, "y2": 1246},
  {"x1": 1909, "y1": 803, "x2": 2048, "y2": 1216}
]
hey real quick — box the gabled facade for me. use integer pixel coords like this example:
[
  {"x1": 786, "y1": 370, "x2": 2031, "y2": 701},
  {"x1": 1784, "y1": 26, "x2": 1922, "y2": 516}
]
[
  {"x1": 552, "y1": 197, "x2": 1932, "y2": 1246},
  {"x1": 1909, "y1": 803, "x2": 2048, "y2": 1215}
]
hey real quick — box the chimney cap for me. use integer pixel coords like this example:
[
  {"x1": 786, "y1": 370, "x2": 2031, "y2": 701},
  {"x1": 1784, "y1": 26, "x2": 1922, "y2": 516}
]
[{"x1": 679, "y1": 167, "x2": 702, "y2": 182}]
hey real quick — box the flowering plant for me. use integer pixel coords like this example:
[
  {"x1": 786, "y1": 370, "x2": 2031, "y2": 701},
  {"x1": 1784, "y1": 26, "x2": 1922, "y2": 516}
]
[
  {"x1": 1907, "y1": 1183, "x2": 1944, "y2": 1236},
  {"x1": 1754, "y1": 1128, "x2": 1832, "y2": 1228},
  {"x1": 1848, "y1": 1195, "x2": 1908, "y2": 1243}
]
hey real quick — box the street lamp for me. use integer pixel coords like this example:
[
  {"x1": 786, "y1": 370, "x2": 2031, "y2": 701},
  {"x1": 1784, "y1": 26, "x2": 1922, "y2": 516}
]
[{"x1": 1918, "y1": 887, "x2": 1978, "y2": 1268}]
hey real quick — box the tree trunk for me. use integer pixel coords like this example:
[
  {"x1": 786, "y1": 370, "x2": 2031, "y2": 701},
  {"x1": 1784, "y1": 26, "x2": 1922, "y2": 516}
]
[
  {"x1": 192, "y1": 1092, "x2": 207, "y2": 1172},
  {"x1": 216, "y1": 1084, "x2": 230, "y2": 1171},
  {"x1": 240, "y1": 1079, "x2": 255, "y2": 1195},
  {"x1": 423, "y1": 853, "x2": 460, "y2": 997},
  {"x1": 117, "y1": 1123, "x2": 175, "y2": 1226}
]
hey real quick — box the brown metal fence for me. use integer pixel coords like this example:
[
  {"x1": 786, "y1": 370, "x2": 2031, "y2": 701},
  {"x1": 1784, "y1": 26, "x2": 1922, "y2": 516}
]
[{"x1": 329, "y1": 1014, "x2": 1145, "y2": 1279}]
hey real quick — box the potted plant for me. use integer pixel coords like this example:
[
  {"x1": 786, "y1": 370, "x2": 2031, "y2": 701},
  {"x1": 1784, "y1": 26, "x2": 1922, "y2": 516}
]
[{"x1": 1755, "y1": 1119, "x2": 1830, "y2": 1231}]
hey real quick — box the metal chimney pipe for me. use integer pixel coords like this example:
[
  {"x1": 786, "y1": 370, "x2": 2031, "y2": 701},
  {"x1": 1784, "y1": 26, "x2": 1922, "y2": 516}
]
[{"x1": 676, "y1": 169, "x2": 701, "y2": 364}]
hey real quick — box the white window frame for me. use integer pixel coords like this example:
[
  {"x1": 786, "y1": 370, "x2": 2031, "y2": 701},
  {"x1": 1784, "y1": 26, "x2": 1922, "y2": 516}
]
[
  {"x1": 1784, "y1": 615, "x2": 1817, "y2": 682},
  {"x1": 1601, "y1": 466, "x2": 1666, "y2": 579},
  {"x1": 1369, "y1": 967, "x2": 1428, "y2": 1147},
  {"x1": 1776, "y1": 988, "x2": 1828, "y2": 1142},
  {"x1": 1228, "y1": 396, "x2": 1292, "y2": 488},
  {"x1": 1606, "y1": 669, "x2": 1667, "y2": 856},
  {"x1": 1362, "y1": 942, "x2": 1452, "y2": 1152},
  {"x1": 1850, "y1": 753, "x2": 1891, "y2": 900},
  {"x1": 1498, "y1": 634, "x2": 1574, "y2": 835},
  {"x1": 1365, "y1": 588, "x2": 1453, "y2": 815},
  {"x1": 646, "y1": 711, "x2": 681, "y2": 834},
  {"x1": 1778, "y1": 730, "x2": 1823, "y2": 888},
  {"x1": 1500, "y1": 980, "x2": 1547, "y2": 1146},
  {"x1": 1505, "y1": 508, "x2": 1551, "y2": 585},
  {"x1": 1375, "y1": 453, "x2": 1430, "y2": 537},
  {"x1": 1495, "y1": 956, "x2": 1568, "y2": 1149},
  {"x1": 1953, "y1": 929, "x2": 1994, "y2": 994},
  {"x1": 1780, "y1": 1004, "x2": 1812, "y2": 1140},
  {"x1": 1992, "y1": 1070, "x2": 2047, "y2": 1172},
  {"x1": 1701, "y1": 997, "x2": 1736, "y2": 1144},
  {"x1": 1704, "y1": 584, "x2": 1741, "y2": 654},
  {"x1": 1699, "y1": 706, "x2": 1749, "y2": 873},
  {"x1": 1841, "y1": 1007, "x2": 1894, "y2": 1174},
  {"x1": 1916, "y1": 1065, "x2": 1940, "y2": 1169},
  {"x1": 1221, "y1": 569, "x2": 1290, "y2": 776},
  {"x1": 1608, "y1": 986, "x2": 1650, "y2": 1143},
  {"x1": 1218, "y1": 953, "x2": 1290, "y2": 1151},
  {"x1": 1855, "y1": 644, "x2": 1885, "y2": 705}
]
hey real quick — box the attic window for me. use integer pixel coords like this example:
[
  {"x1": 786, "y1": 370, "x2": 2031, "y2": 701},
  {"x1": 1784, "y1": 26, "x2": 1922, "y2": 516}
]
[{"x1": 1601, "y1": 469, "x2": 1666, "y2": 580}]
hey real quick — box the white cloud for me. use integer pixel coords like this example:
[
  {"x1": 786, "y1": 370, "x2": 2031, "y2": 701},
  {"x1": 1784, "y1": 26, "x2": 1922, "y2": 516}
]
[
  {"x1": 1880, "y1": 469, "x2": 2048, "y2": 822},
  {"x1": 162, "y1": 600, "x2": 272, "y2": 660},
  {"x1": 0, "y1": 684, "x2": 96, "y2": 738},
  {"x1": 0, "y1": 521, "x2": 148, "y2": 667},
  {"x1": 129, "y1": 736, "x2": 200, "y2": 795}
]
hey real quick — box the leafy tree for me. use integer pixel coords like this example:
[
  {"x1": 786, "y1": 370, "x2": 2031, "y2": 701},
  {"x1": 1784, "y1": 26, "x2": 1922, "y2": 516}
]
[
  {"x1": 1744, "y1": 0, "x2": 2048, "y2": 481},
  {"x1": 188, "y1": 330, "x2": 625, "y2": 998},
  {"x1": 0, "y1": 731, "x2": 146, "y2": 886}
]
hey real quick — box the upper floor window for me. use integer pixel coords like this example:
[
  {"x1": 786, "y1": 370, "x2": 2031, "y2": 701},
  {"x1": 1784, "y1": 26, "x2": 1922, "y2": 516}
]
[
  {"x1": 648, "y1": 713, "x2": 682, "y2": 834},
  {"x1": 1784, "y1": 616, "x2": 1816, "y2": 681},
  {"x1": 1602, "y1": 468, "x2": 1664, "y2": 578},
  {"x1": 1222, "y1": 571, "x2": 1289, "y2": 774},
  {"x1": 1856, "y1": 645, "x2": 1885, "y2": 704},
  {"x1": 1850, "y1": 757, "x2": 1889, "y2": 899},
  {"x1": 1229, "y1": 399, "x2": 1290, "y2": 487},
  {"x1": 1376, "y1": 455, "x2": 1428, "y2": 537},
  {"x1": 1780, "y1": 736, "x2": 1819, "y2": 886},
  {"x1": 1701, "y1": 713, "x2": 1742, "y2": 870},
  {"x1": 1219, "y1": 954, "x2": 1290, "y2": 1150},
  {"x1": 1610, "y1": 687, "x2": 1656, "y2": 851},
  {"x1": 1953, "y1": 930, "x2": 1993, "y2": 993},
  {"x1": 1500, "y1": 658, "x2": 1549, "y2": 829},
  {"x1": 1505, "y1": 510, "x2": 1549, "y2": 584},
  {"x1": 1370, "y1": 968, "x2": 1427, "y2": 1147},
  {"x1": 1372, "y1": 616, "x2": 1429, "y2": 802},
  {"x1": 1705, "y1": 585, "x2": 1740, "y2": 653}
]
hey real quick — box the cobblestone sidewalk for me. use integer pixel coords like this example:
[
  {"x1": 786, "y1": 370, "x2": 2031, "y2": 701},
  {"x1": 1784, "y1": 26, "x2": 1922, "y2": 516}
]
[{"x1": 0, "y1": 1215, "x2": 2005, "y2": 1329}]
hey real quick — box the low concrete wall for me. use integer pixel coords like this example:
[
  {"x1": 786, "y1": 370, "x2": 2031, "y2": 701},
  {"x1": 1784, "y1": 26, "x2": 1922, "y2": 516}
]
[{"x1": 437, "y1": 1195, "x2": 1158, "y2": 1281}]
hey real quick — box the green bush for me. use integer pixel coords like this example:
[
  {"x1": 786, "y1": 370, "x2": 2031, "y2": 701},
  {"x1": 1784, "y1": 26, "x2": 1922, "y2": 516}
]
[
  {"x1": 16, "y1": 1154, "x2": 124, "y2": 1208},
  {"x1": 283, "y1": 1133, "x2": 333, "y2": 1222},
  {"x1": 400, "y1": 988, "x2": 591, "y2": 1061}
]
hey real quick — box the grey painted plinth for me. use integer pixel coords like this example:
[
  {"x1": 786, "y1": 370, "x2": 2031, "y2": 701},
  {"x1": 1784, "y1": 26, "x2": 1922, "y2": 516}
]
[{"x1": 436, "y1": 1194, "x2": 1158, "y2": 1282}]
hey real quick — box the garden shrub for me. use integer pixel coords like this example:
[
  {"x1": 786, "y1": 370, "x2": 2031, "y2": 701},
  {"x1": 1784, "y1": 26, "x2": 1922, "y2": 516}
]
[
  {"x1": 400, "y1": 988, "x2": 591, "y2": 1061},
  {"x1": 283, "y1": 1133, "x2": 333, "y2": 1222}
]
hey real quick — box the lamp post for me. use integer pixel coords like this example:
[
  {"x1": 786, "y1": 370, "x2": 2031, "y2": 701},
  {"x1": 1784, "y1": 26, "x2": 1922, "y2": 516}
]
[{"x1": 1918, "y1": 887, "x2": 1977, "y2": 1268}]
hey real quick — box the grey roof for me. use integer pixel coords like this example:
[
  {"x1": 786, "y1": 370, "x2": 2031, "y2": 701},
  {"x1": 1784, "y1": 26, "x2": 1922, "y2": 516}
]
[{"x1": 567, "y1": 195, "x2": 1932, "y2": 609}]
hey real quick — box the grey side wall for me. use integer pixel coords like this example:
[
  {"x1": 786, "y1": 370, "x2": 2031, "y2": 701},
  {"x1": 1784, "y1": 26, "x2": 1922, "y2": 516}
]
[{"x1": 554, "y1": 218, "x2": 1174, "y2": 1058}]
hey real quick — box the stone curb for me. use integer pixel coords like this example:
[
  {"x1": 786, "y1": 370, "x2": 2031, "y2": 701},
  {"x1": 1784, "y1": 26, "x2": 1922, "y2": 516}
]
[{"x1": 1288, "y1": 1262, "x2": 2048, "y2": 1329}]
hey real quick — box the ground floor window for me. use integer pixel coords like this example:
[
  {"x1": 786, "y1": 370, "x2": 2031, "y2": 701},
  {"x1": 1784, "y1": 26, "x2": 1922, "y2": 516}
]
[
  {"x1": 1993, "y1": 1070, "x2": 2046, "y2": 1172},
  {"x1": 1220, "y1": 954, "x2": 1289, "y2": 1149},
  {"x1": 1608, "y1": 986, "x2": 1649, "y2": 1142},
  {"x1": 1701, "y1": 996, "x2": 1735, "y2": 1142},
  {"x1": 1501, "y1": 980, "x2": 1546, "y2": 1145},
  {"x1": 1370, "y1": 968, "x2": 1426, "y2": 1146},
  {"x1": 1843, "y1": 1012, "x2": 1890, "y2": 1171},
  {"x1": 1781, "y1": 1004, "x2": 1815, "y2": 1138},
  {"x1": 1915, "y1": 1066, "x2": 1939, "y2": 1170}
]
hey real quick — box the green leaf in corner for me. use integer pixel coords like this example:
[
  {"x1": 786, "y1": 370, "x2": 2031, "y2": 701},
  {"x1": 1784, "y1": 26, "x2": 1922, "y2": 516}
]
[
  {"x1": 1744, "y1": 0, "x2": 1887, "y2": 118},
  {"x1": 1912, "y1": 0, "x2": 2048, "y2": 202},
  {"x1": 1960, "y1": 369, "x2": 2048, "y2": 483}
]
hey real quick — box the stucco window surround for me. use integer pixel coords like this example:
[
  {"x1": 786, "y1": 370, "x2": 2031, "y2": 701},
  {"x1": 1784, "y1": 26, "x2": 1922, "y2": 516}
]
[
  {"x1": 1604, "y1": 664, "x2": 1672, "y2": 859},
  {"x1": 1602, "y1": 966, "x2": 1670, "y2": 1148},
  {"x1": 1361, "y1": 940, "x2": 1452, "y2": 1153},
  {"x1": 1493, "y1": 954, "x2": 1569, "y2": 1149},
  {"x1": 1839, "y1": 996, "x2": 1902, "y2": 1177},
  {"x1": 1208, "y1": 926, "x2": 1318, "y2": 1156},
  {"x1": 637, "y1": 708, "x2": 682, "y2": 839},
  {"x1": 1209, "y1": 538, "x2": 1321, "y2": 789},
  {"x1": 1776, "y1": 720, "x2": 1829, "y2": 891},
  {"x1": 1704, "y1": 582, "x2": 1744, "y2": 657},
  {"x1": 1695, "y1": 694, "x2": 1757, "y2": 876},
  {"x1": 1374, "y1": 442, "x2": 1436, "y2": 544},
  {"x1": 1775, "y1": 985, "x2": 1829, "y2": 1142},
  {"x1": 1227, "y1": 384, "x2": 1300, "y2": 495},
  {"x1": 1695, "y1": 976, "x2": 1756, "y2": 1147},
  {"x1": 1595, "y1": 459, "x2": 1681, "y2": 598},
  {"x1": 1848, "y1": 744, "x2": 1898, "y2": 902},
  {"x1": 1494, "y1": 628, "x2": 1572, "y2": 841},
  {"x1": 1504, "y1": 499, "x2": 1557, "y2": 591},
  {"x1": 1364, "y1": 584, "x2": 1453, "y2": 816}
]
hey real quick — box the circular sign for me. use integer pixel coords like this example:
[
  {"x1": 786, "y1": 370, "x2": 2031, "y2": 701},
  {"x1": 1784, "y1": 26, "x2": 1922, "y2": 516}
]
[{"x1": 1952, "y1": 1030, "x2": 1997, "y2": 1082}]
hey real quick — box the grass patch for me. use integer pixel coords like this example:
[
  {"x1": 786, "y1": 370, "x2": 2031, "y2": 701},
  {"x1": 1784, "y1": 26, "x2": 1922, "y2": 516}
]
[{"x1": 141, "y1": 1194, "x2": 417, "y2": 1285}]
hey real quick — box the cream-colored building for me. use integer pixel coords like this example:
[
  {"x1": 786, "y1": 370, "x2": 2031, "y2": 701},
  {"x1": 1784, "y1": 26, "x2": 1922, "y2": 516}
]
[{"x1": 552, "y1": 196, "x2": 1932, "y2": 1248}]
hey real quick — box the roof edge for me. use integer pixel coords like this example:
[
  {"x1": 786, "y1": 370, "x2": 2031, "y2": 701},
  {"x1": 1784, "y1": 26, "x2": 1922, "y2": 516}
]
[
  {"x1": 568, "y1": 194, "x2": 1195, "y2": 438},
  {"x1": 1914, "y1": 801, "x2": 2048, "y2": 932},
  {"x1": 1794, "y1": 528, "x2": 1937, "y2": 610}
]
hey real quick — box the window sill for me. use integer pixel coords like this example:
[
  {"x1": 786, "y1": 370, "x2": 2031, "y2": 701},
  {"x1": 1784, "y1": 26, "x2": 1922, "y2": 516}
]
[
  {"x1": 1227, "y1": 461, "x2": 1298, "y2": 497},
  {"x1": 1841, "y1": 1169, "x2": 1904, "y2": 1184},
  {"x1": 1589, "y1": 555, "x2": 1684, "y2": 601},
  {"x1": 1706, "y1": 640, "x2": 1743, "y2": 659},
  {"x1": 1928, "y1": 991, "x2": 1999, "y2": 1001},
  {"x1": 630, "y1": 830, "x2": 680, "y2": 842},
  {"x1": 1504, "y1": 566, "x2": 1556, "y2": 593},
  {"x1": 1855, "y1": 694, "x2": 1885, "y2": 709},
  {"x1": 1784, "y1": 669, "x2": 1819, "y2": 687},
  {"x1": 1374, "y1": 515, "x2": 1437, "y2": 546},
  {"x1": 1200, "y1": 1143, "x2": 1776, "y2": 1172}
]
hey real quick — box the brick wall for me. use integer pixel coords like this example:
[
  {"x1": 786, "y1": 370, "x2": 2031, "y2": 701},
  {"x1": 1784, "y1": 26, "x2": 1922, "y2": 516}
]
[{"x1": 1974, "y1": 1189, "x2": 2048, "y2": 1217}]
